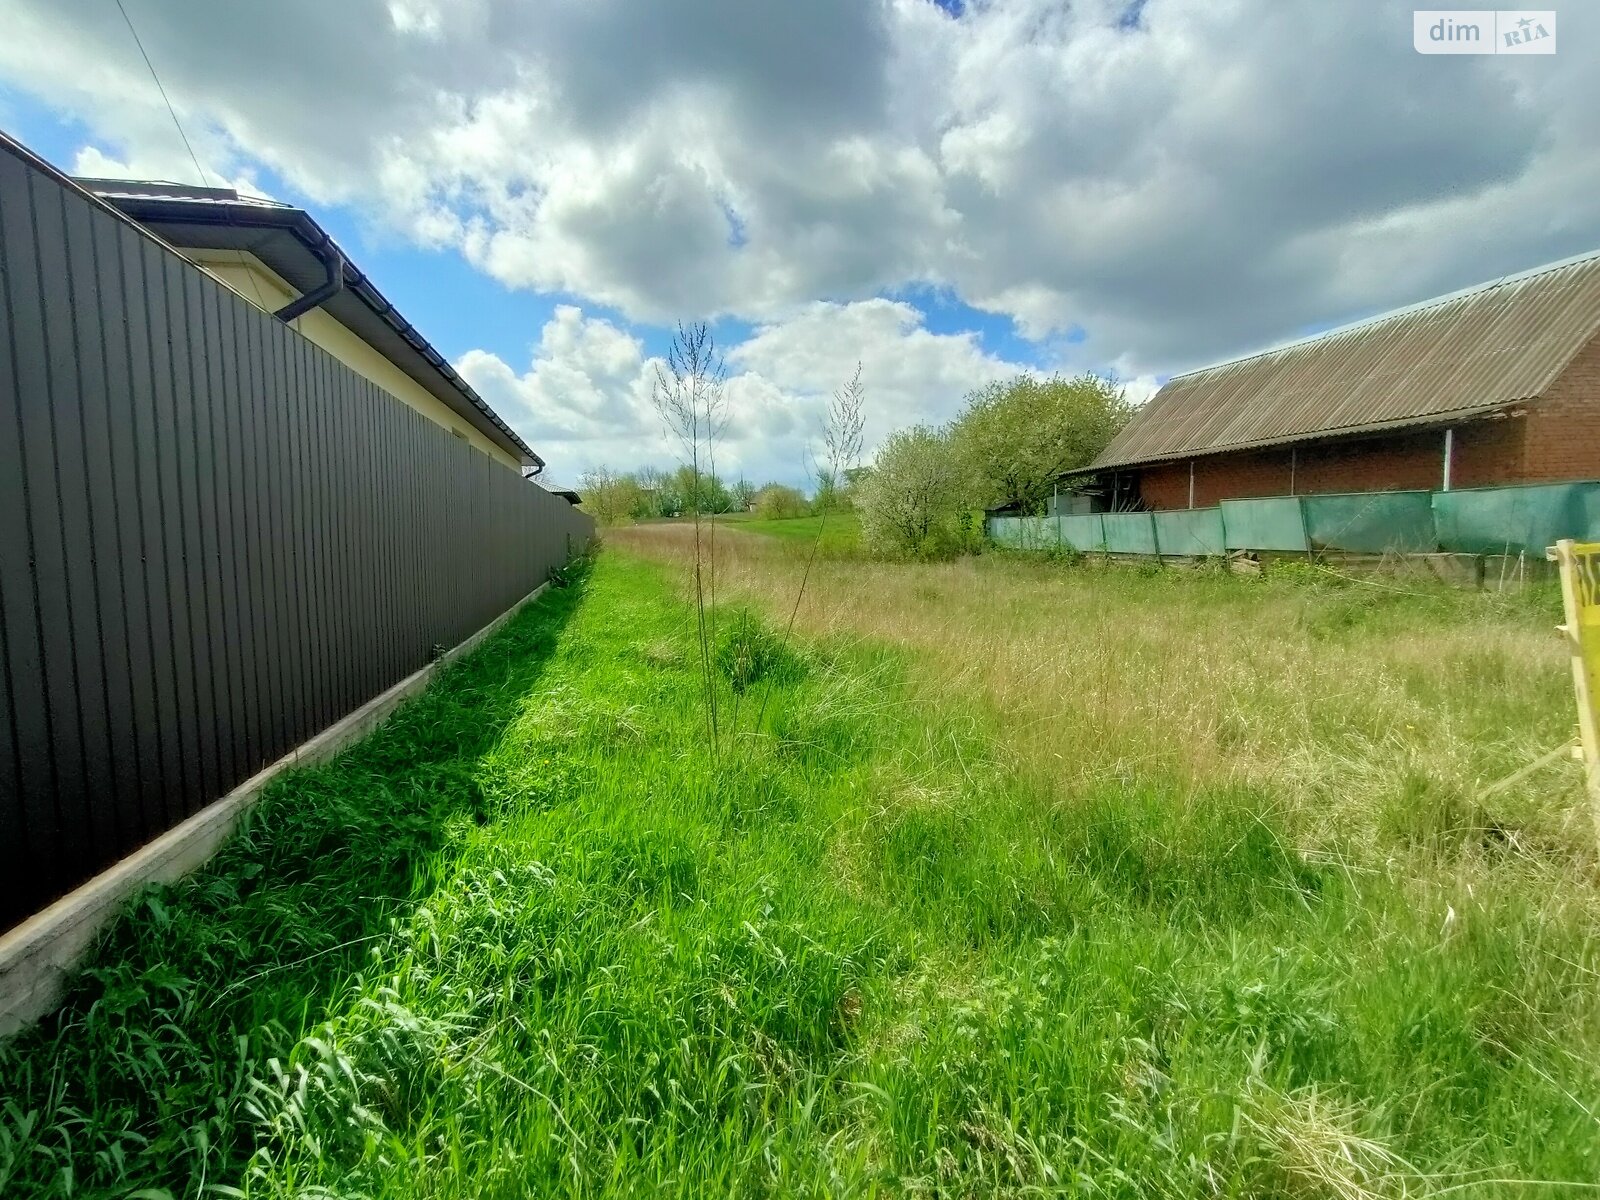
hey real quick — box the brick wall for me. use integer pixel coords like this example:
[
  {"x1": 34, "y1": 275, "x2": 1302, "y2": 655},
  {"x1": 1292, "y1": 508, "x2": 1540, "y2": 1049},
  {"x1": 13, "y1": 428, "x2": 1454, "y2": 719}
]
[
  {"x1": 1140, "y1": 453, "x2": 1292, "y2": 509},
  {"x1": 1133, "y1": 332, "x2": 1600, "y2": 510},
  {"x1": 1449, "y1": 415, "x2": 1527, "y2": 486},
  {"x1": 1522, "y1": 332, "x2": 1600, "y2": 482},
  {"x1": 1138, "y1": 430, "x2": 1468, "y2": 510}
]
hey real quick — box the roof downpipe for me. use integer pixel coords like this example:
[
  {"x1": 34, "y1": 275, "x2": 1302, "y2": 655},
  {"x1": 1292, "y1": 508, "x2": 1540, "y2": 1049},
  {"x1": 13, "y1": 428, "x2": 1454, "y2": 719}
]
[{"x1": 274, "y1": 244, "x2": 346, "y2": 323}]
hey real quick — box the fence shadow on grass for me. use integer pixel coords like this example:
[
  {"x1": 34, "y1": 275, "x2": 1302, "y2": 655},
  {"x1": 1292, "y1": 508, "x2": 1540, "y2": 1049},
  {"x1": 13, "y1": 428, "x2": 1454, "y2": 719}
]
[{"x1": 0, "y1": 563, "x2": 591, "y2": 1198}]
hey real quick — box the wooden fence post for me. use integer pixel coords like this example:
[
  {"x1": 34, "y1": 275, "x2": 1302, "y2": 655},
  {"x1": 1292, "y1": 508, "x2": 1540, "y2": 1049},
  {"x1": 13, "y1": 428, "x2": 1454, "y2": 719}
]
[{"x1": 1551, "y1": 538, "x2": 1600, "y2": 845}]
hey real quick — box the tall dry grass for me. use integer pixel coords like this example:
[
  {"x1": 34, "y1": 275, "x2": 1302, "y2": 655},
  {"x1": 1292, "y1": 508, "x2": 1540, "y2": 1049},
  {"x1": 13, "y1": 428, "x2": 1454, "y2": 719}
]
[
  {"x1": 11, "y1": 540, "x2": 1599, "y2": 1195},
  {"x1": 609, "y1": 522, "x2": 1588, "y2": 862},
  {"x1": 610, "y1": 521, "x2": 1600, "y2": 1192}
]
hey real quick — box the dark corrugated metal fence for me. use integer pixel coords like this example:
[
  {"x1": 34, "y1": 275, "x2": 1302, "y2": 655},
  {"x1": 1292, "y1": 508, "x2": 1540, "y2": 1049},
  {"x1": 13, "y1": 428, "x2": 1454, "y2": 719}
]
[{"x1": 0, "y1": 139, "x2": 593, "y2": 930}]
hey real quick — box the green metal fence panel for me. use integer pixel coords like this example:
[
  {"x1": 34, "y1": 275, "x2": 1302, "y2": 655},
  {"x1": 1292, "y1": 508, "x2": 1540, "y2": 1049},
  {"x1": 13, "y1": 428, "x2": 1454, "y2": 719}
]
[
  {"x1": 1102, "y1": 511, "x2": 1159, "y2": 555},
  {"x1": 1220, "y1": 497, "x2": 1308, "y2": 552},
  {"x1": 987, "y1": 516, "x2": 1024, "y2": 547},
  {"x1": 1003, "y1": 482, "x2": 1600, "y2": 559},
  {"x1": 988, "y1": 516, "x2": 1062, "y2": 549},
  {"x1": 1301, "y1": 491, "x2": 1436, "y2": 554},
  {"x1": 1058, "y1": 513, "x2": 1105, "y2": 551},
  {"x1": 1152, "y1": 508, "x2": 1225, "y2": 556},
  {"x1": 1433, "y1": 481, "x2": 1600, "y2": 555}
]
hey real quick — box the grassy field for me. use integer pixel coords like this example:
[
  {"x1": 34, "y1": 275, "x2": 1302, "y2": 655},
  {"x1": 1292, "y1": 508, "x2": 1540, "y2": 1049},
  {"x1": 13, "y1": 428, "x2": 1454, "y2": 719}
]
[
  {"x1": 732, "y1": 511, "x2": 863, "y2": 554},
  {"x1": 643, "y1": 511, "x2": 865, "y2": 556},
  {"x1": 3, "y1": 527, "x2": 1599, "y2": 1197}
]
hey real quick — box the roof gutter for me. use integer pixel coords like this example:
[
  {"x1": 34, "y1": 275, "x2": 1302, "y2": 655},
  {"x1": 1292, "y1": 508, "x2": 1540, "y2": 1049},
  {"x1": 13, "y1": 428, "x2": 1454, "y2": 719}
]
[
  {"x1": 273, "y1": 243, "x2": 345, "y2": 323},
  {"x1": 82, "y1": 195, "x2": 544, "y2": 472}
]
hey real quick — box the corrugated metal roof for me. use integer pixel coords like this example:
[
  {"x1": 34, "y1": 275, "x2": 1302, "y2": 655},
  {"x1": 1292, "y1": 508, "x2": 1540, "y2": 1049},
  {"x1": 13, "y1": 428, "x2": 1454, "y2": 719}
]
[
  {"x1": 1088, "y1": 249, "x2": 1600, "y2": 472},
  {"x1": 70, "y1": 177, "x2": 293, "y2": 209},
  {"x1": 523, "y1": 470, "x2": 583, "y2": 504}
]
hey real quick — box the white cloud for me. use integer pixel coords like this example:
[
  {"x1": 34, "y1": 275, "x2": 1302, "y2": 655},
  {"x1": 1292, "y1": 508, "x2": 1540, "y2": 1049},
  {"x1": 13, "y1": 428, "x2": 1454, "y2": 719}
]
[
  {"x1": 457, "y1": 299, "x2": 1032, "y2": 486},
  {"x1": 3, "y1": 0, "x2": 1597, "y2": 458},
  {"x1": 1113, "y1": 372, "x2": 1163, "y2": 410},
  {"x1": 69, "y1": 145, "x2": 273, "y2": 200},
  {"x1": 456, "y1": 306, "x2": 659, "y2": 446},
  {"x1": 729, "y1": 299, "x2": 1019, "y2": 450}
]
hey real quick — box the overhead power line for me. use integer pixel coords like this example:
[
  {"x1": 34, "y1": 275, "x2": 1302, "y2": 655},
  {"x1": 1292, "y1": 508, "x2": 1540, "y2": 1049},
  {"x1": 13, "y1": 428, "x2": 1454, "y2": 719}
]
[
  {"x1": 112, "y1": 0, "x2": 207, "y2": 188},
  {"x1": 110, "y1": 0, "x2": 269, "y2": 311}
]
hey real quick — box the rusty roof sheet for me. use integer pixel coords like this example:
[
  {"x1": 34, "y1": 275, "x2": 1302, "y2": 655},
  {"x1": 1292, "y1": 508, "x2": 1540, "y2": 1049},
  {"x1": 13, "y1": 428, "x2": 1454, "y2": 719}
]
[{"x1": 1089, "y1": 249, "x2": 1600, "y2": 472}]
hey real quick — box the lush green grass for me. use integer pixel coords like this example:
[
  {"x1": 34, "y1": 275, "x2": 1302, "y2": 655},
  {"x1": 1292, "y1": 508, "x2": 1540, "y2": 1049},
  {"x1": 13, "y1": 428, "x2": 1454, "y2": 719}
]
[
  {"x1": 4, "y1": 548, "x2": 1599, "y2": 1197},
  {"x1": 733, "y1": 511, "x2": 862, "y2": 555},
  {"x1": 630, "y1": 511, "x2": 861, "y2": 555}
]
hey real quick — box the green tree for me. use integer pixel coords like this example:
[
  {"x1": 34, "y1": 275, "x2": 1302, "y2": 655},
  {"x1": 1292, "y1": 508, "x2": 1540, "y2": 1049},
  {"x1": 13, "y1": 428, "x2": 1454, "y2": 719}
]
[
  {"x1": 811, "y1": 467, "x2": 844, "y2": 513},
  {"x1": 577, "y1": 466, "x2": 643, "y2": 527},
  {"x1": 855, "y1": 425, "x2": 963, "y2": 558},
  {"x1": 949, "y1": 373, "x2": 1131, "y2": 514},
  {"x1": 633, "y1": 465, "x2": 672, "y2": 518},
  {"x1": 670, "y1": 464, "x2": 733, "y2": 514},
  {"x1": 753, "y1": 483, "x2": 809, "y2": 520},
  {"x1": 730, "y1": 478, "x2": 757, "y2": 512}
]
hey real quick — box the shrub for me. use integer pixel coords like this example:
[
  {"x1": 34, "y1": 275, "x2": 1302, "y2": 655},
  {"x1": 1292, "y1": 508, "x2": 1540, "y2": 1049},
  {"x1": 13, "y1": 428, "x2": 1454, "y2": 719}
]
[
  {"x1": 714, "y1": 609, "x2": 803, "y2": 693},
  {"x1": 753, "y1": 483, "x2": 810, "y2": 521},
  {"x1": 577, "y1": 466, "x2": 644, "y2": 527},
  {"x1": 856, "y1": 425, "x2": 964, "y2": 558}
]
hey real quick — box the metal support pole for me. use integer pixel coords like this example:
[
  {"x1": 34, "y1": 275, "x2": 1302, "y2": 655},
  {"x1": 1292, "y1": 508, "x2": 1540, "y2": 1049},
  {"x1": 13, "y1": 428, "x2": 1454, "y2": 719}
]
[{"x1": 1442, "y1": 427, "x2": 1455, "y2": 492}]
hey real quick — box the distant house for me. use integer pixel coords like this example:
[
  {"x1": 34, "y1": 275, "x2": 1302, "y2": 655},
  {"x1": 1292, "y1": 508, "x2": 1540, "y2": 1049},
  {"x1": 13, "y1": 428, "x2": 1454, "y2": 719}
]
[
  {"x1": 520, "y1": 468, "x2": 583, "y2": 506},
  {"x1": 1066, "y1": 250, "x2": 1600, "y2": 510},
  {"x1": 982, "y1": 500, "x2": 1026, "y2": 519},
  {"x1": 78, "y1": 178, "x2": 540, "y2": 475}
]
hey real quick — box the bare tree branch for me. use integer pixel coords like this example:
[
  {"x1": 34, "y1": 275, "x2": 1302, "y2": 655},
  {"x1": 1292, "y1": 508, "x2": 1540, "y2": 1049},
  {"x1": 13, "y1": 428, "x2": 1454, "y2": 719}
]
[{"x1": 653, "y1": 322, "x2": 728, "y2": 752}]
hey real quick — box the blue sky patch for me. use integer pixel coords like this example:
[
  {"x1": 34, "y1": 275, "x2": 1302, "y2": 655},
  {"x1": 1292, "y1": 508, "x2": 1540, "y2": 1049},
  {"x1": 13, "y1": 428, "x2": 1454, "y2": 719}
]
[
  {"x1": 890, "y1": 282, "x2": 1046, "y2": 366},
  {"x1": 721, "y1": 202, "x2": 748, "y2": 249}
]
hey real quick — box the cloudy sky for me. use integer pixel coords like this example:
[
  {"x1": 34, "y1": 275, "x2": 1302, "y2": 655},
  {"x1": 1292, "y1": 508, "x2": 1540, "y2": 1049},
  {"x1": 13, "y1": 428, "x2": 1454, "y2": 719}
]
[{"x1": 0, "y1": 0, "x2": 1594, "y2": 486}]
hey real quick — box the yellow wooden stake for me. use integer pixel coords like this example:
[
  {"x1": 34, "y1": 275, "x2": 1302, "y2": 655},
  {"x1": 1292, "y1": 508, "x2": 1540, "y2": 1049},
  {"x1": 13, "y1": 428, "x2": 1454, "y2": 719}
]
[{"x1": 1550, "y1": 538, "x2": 1600, "y2": 845}]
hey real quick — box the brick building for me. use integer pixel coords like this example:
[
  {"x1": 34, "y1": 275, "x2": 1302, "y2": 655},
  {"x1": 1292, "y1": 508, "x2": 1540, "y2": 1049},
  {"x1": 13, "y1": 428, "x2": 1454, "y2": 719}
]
[{"x1": 1070, "y1": 250, "x2": 1600, "y2": 510}]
